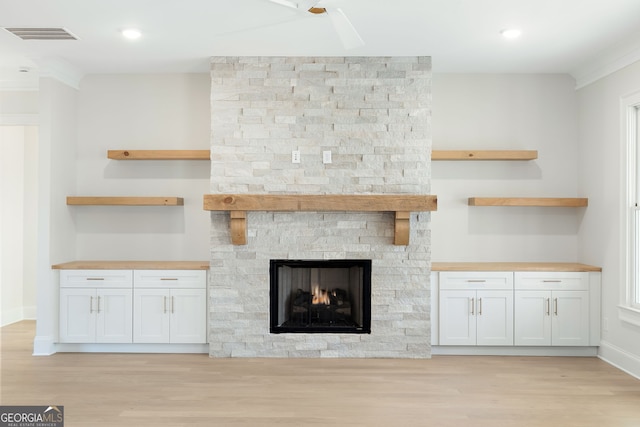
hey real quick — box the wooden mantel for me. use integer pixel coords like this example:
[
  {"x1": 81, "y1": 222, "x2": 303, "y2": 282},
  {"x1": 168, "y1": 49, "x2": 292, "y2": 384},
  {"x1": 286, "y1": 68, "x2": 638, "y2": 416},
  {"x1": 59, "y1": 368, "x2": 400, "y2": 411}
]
[{"x1": 203, "y1": 194, "x2": 438, "y2": 246}]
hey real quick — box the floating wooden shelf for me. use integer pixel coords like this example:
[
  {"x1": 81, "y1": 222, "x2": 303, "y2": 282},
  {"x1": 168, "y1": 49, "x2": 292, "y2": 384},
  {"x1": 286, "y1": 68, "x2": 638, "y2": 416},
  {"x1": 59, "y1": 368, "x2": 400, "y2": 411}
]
[
  {"x1": 432, "y1": 150, "x2": 538, "y2": 161},
  {"x1": 468, "y1": 197, "x2": 588, "y2": 207},
  {"x1": 107, "y1": 150, "x2": 210, "y2": 160},
  {"x1": 67, "y1": 197, "x2": 184, "y2": 206},
  {"x1": 203, "y1": 194, "x2": 438, "y2": 246}
]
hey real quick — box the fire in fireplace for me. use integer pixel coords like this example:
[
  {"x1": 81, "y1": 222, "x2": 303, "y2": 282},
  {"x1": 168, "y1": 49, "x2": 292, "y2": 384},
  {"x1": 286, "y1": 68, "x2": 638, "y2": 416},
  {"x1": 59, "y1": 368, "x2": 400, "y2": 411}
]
[{"x1": 270, "y1": 259, "x2": 372, "y2": 334}]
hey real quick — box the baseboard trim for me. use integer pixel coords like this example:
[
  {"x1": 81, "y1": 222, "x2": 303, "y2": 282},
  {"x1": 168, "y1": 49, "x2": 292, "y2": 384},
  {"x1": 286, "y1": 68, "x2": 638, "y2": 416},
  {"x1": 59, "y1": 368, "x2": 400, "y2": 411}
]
[
  {"x1": 1, "y1": 308, "x2": 25, "y2": 327},
  {"x1": 32, "y1": 335, "x2": 57, "y2": 356},
  {"x1": 432, "y1": 346, "x2": 598, "y2": 357},
  {"x1": 55, "y1": 343, "x2": 209, "y2": 354},
  {"x1": 598, "y1": 340, "x2": 640, "y2": 379}
]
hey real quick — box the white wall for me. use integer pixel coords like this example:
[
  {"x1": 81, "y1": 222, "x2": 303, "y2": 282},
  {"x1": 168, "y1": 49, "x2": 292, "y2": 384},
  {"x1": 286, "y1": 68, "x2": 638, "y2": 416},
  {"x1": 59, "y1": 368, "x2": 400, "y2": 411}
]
[
  {"x1": 0, "y1": 88, "x2": 39, "y2": 326},
  {"x1": 32, "y1": 74, "x2": 210, "y2": 354},
  {"x1": 33, "y1": 78, "x2": 78, "y2": 354},
  {"x1": 1, "y1": 127, "x2": 24, "y2": 325},
  {"x1": 0, "y1": 126, "x2": 31, "y2": 325},
  {"x1": 73, "y1": 74, "x2": 211, "y2": 261},
  {"x1": 431, "y1": 74, "x2": 582, "y2": 262},
  {"x1": 577, "y1": 60, "x2": 640, "y2": 377},
  {"x1": 27, "y1": 71, "x2": 606, "y2": 356},
  {"x1": 23, "y1": 126, "x2": 38, "y2": 318},
  {"x1": 0, "y1": 91, "x2": 38, "y2": 116}
]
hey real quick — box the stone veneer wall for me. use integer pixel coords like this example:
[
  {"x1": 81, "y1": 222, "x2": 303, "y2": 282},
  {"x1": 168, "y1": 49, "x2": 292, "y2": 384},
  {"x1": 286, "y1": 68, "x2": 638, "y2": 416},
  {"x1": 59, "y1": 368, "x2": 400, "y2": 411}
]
[{"x1": 209, "y1": 56, "x2": 432, "y2": 357}]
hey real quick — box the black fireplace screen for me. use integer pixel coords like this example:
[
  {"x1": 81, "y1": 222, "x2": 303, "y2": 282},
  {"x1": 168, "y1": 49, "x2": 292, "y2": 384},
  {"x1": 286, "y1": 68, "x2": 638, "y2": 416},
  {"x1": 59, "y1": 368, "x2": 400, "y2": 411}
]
[{"x1": 270, "y1": 259, "x2": 371, "y2": 334}]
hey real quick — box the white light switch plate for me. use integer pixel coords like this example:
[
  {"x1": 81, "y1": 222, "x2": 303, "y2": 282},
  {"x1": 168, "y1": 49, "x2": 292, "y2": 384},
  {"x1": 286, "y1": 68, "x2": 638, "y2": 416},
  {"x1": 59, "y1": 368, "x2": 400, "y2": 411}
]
[
  {"x1": 292, "y1": 150, "x2": 301, "y2": 163},
  {"x1": 323, "y1": 150, "x2": 332, "y2": 164}
]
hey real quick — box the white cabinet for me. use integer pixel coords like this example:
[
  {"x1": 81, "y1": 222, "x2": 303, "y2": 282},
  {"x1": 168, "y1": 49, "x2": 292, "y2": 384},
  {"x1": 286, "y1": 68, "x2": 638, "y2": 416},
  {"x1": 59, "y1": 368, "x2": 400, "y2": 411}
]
[
  {"x1": 59, "y1": 270, "x2": 133, "y2": 343},
  {"x1": 59, "y1": 267, "x2": 207, "y2": 347},
  {"x1": 439, "y1": 272, "x2": 513, "y2": 346},
  {"x1": 514, "y1": 272, "x2": 590, "y2": 346},
  {"x1": 432, "y1": 265, "x2": 601, "y2": 355},
  {"x1": 133, "y1": 270, "x2": 207, "y2": 344}
]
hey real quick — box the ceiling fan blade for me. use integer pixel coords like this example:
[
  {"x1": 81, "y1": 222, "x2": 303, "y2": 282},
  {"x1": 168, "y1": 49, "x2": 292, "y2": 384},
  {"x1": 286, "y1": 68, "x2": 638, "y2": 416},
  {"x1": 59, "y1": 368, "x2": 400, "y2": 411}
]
[
  {"x1": 299, "y1": 0, "x2": 322, "y2": 10},
  {"x1": 267, "y1": 0, "x2": 298, "y2": 9},
  {"x1": 325, "y1": 8, "x2": 364, "y2": 50},
  {"x1": 267, "y1": 0, "x2": 319, "y2": 11}
]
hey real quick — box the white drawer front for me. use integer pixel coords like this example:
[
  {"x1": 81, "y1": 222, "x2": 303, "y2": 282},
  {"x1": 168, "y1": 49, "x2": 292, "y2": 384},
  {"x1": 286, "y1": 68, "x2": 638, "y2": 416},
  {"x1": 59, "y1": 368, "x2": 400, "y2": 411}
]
[
  {"x1": 439, "y1": 272, "x2": 513, "y2": 290},
  {"x1": 134, "y1": 270, "x2": 206, "y2": 289},
  {"x1": 515, "y1": 272, "x2": 588, "y2": 291},
  {"x1": 60, "y1": 270, "x2": 133, "y2": 288}
]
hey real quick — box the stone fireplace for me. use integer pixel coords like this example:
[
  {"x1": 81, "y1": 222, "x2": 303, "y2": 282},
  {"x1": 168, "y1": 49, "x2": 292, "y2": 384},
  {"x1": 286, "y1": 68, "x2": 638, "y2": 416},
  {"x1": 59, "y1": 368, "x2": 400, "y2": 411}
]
[{"x1": 208, "y1": 56, "x2": 432, "y2": 358}]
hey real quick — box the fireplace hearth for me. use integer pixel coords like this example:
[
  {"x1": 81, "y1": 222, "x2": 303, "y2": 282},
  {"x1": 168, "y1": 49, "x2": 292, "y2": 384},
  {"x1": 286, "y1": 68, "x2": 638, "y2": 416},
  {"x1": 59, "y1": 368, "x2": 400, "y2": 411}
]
[{"x1": 270, "y1": 259, "x2": 372, "y2": 334}]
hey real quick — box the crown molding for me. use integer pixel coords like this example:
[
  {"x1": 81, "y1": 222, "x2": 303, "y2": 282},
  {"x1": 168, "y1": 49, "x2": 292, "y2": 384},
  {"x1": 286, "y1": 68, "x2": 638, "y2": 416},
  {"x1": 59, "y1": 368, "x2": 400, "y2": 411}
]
[
  {"x1": 38, "y1": 58, "x2": 84, "y2": 90},
  {"x1": 0, "y1": 57, "x2": 84, "y2": 91},
  {"x1": 572, "y1": 32, "x2": 640, "y2": 90}
]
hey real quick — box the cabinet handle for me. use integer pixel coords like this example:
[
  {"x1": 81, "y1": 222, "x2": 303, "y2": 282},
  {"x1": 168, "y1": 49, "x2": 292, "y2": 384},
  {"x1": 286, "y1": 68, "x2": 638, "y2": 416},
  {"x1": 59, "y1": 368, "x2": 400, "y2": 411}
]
[
  {"x1": 546, "y1": 298, "x2": 550, "y2": 315},
  {"x1": 554, "y1": 298, "x2": 558, "y2": 316},
  {"x1": 86, "y1": 277, "x2": 104, "y2": 281},
  {"x1": 161, "y1": 278, "x2": 178, "y2": 281},
  {"x1": 171, "y1": 296, "x2": 175, "y2": 314},
  {"x1": 543, "y1": 280, "x2": 561, "y2": 283},
  {"x1": 470, "y1": 298, "x2": 475, "y2": 315},
  {"x1": 467, "y1": 280, "x2": 486, "y2": 283},
  {"x1": 89, "y1": 296, "x2": 94, "y2": 313},
  {"x1": 96, "y1": 296, "x2": 101, "y2": 314},
  {"x1": 478, "y1": 298, "x2": 482, "y2": 315},
  {"x1": 163, "y1": 296, "x2": 167, "y2": 314}
]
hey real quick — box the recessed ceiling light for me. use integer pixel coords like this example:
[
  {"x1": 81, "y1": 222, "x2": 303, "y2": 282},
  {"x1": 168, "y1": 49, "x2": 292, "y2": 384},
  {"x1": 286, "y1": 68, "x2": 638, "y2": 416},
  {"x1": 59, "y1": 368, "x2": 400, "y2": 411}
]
[
  {"x1": 121, "y1": 28, "x2": 141, "y2": 40},
  {"x1": 500, "y1": 29, "x2": 522, "y2": 39}
]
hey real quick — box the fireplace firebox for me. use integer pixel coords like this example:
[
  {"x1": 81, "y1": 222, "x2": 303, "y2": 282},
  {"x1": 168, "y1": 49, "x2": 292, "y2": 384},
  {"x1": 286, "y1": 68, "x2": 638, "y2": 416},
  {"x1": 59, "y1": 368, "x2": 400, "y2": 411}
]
[{"x1": 270, "y1": 259, "x2": 372, "y2": 334}]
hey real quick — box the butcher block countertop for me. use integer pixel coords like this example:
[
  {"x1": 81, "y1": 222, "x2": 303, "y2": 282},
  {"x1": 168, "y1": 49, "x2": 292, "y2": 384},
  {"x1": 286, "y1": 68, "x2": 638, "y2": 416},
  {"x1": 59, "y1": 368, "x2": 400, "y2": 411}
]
[
  {"x1": 52, "y1": 261, "x2": 209, "y2": 270},
  {"x1": 52, "y1": 261, "x2": 601, "y2": 272},
  {"x1": 431, "y1": 262, "x2": 601, "y2": 272}
]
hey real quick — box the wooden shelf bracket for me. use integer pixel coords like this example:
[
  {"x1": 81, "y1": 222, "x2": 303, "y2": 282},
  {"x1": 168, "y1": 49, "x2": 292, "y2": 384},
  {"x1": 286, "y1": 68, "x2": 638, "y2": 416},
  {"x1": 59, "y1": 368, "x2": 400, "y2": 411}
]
[
  {"x1": 394, "y1": 211, "x2": 411, "y2": 245},
  {"x1": 229, "y1": 211, "x2": 247, "y2": 245},
  {"x1": 203, "y1": 194, "x2": 437, "y2": 246}
]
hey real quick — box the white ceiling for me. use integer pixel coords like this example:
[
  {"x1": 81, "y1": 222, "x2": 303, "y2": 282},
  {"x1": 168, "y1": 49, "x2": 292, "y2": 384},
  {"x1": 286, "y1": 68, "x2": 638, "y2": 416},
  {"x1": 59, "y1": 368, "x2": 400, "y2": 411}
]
[{"x1": 2, "y1": 0, "x2": 640, "y2": 89}]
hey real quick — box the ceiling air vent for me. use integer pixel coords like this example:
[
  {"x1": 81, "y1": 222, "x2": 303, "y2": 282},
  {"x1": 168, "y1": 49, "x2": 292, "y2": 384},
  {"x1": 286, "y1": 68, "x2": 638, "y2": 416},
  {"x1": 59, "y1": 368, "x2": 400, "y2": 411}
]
[{"x1": 3, "y1": 27, "x2": 78, "y2": 40}]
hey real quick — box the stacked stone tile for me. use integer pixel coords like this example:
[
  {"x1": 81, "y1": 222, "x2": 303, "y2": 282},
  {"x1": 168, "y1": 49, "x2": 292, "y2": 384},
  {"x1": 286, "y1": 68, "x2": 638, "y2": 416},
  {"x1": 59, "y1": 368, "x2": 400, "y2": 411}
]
[{"x1": 209, "y1": 56, "x2": 432, "y2": 358}]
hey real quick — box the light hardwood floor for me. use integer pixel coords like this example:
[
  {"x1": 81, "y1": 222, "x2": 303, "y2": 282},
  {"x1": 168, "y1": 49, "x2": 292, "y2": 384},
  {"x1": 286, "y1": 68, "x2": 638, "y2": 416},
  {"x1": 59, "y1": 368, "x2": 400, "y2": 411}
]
[{"x1": 2, "y1": 321, "x2": 640, "y2": 427}]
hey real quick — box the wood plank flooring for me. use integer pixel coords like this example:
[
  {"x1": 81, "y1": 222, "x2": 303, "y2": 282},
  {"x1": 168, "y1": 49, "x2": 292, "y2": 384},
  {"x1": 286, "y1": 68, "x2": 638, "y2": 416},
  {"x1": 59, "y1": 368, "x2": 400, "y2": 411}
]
[{"x1": 2, "y1": 321, "x2": 640, "y2": 426}]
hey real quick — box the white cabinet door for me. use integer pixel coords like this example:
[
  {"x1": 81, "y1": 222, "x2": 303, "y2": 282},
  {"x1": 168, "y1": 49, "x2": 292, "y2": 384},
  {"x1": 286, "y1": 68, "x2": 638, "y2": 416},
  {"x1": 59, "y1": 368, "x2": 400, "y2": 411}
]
[
  {"x1": 552, "y1": 291, "x2": 590, "y2": 346},
  {"x1": 60, "y1": 288, "x2": 133, "y2": 343},
  {"x1": 60, "y1": 288, "x2": 97, "y2": 343},
  {"x1": 60, "y1": 270, "x2": 133, "y2": 344},
  {"x1": 514, "y1": 290, "x2": 551, "y2": 346},
  {"x1": 515, "y1": 290, "x2": 589, "y2": 346},
  {"x1": 439, "y1": 290, "x2": 476, "y2": 345},
  {"x1": 133, "y1": 269, "x2": 207, "y2": 344},
  {"x1": 96, "y1": 289, "x2": 133, "y2": 343},
  {"x1": 169, "y1": 289, "x2": 207, "y2": 344},
  {"x1": 476, "y1": 290, "x2": 513, "y2": 346},
  {"x1": 133, "y1": 289, "x2": 171, "y2": 343},
  {"x1": 133, "y1": 288, "x2": 206, "y2": 344}
]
